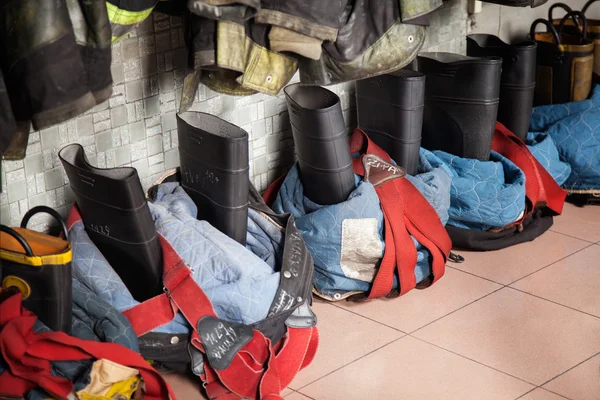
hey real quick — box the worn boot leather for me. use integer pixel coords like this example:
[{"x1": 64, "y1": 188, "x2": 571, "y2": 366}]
[
  {"x1": 356, "y1": 70, "x2": 425, "y2": 175},
  {"x1": 480, "y1": 0, "x2": 547, "y2": 6},
  {"x1": 0, "y1": 206, "x2": 73, "y2": 333},
  {"x1": 284, "y1": 83, "x2": 356, "y2": 205},
  {"x1": 59, "y1": 144, "x2": 163, "y2": 302},
  {"x1": 467, "y1": 34, "x2": 537, "y2": 141},
  {"x1": 530, "y1": 15, "x2": 594, "y2": 105},
  {"x1": 415, "y1": 53, "x2": 502, "y2": 161},
  {"x1": 0, "y1": 0, "x2": 96, "y2": 132},
  {"x1": 177, "y1": 112, "x2": 250, "y2": 245}
]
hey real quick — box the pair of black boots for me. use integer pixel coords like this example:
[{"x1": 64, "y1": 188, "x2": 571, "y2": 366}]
[{"x1": 357, "y1": 34, "x2": 537, "y2": 166}]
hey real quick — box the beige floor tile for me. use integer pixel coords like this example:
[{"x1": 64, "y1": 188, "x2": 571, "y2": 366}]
[
  {"x1": 544, "y1": 354, "x2": 600, "y2": 400},
  {"x1": 550, "y1": 203, "x2": 600, "y2": 243},
  {"x1": 511, "y1": 245, "x2": 600, "y2": 317},
  {"x1": 160, "y1": 371, "x2": 207, "y2": 399},
  {"x1": 289, "y1": 301, "x2": 403, "y2": 390},
  {"x1": 301, "y1": 336, "x2": 534, "y2": 400},
  {"x1": 451, "y1": 231, "x2": 588, "y2": 284},
  {"x1": 281, "y1": 388, "x2": 294, "y2": 396},
  {"x1": 518, "y1": 388, "x2": 568, "y2": 400},
  {"x1": 413, "y1": 288, "x2": 600, "y2": 385},
  {"x1": 338, "y1": 268, "x2": 502, "y2": 332},
  {"x1": 285, "y1": 392, "x2": 313, "y2": 400}
]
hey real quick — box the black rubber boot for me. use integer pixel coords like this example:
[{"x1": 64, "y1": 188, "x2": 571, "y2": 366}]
[
  {"x1": 59, "y1": 144, "x2": 163, "y2": 302},
  {"x1": 0, "y1": 207, "x2": 72, "y2": 333},
  {"x1": 356, "y1": 70, "x2": 425, "y2": 175},
  {"x1": 415, "y1": 52, "x2": 502, "y2": 161},
  {"x1": 284, "y1": 83, "x2": 355, "y2": 205},
  {"x1": 177, "y1": 112, "x2": 249, "y2": 245},
  {"x1": 467, "y1": 34, "x2": 537, "y2": 141}
]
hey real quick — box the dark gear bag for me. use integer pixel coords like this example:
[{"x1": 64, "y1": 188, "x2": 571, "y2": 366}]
[
  {"x1": 0, "y1": 206, "x2": 72, "y2": 333},
  {"x1": 85, "y1": 169, "x2": 319, "y2": 400},
  {"x1": 447, "y1": 123, "x2": 567, "y2": 251},
  {"x1": 550, "y1": 1, "x2": 600, "y2": 77},
  {"x1": 530, "y1": 13, "x2": 595, "y2": 105},
  {"x1": 59, "y1": 144, "x2": 163, "y2": 302}
]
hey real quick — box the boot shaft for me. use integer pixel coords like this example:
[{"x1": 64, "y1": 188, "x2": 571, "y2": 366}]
[
  {"x1": 284, "y1": 83, "x2": 355, "y2": 205},
  {"x1": 59, "y1": 144, "x2": 163, "y2": 302},
  {"x1": 415, "y1": 52, "x2": 502, "y2": 161},
  {"x1": 356, "y1": 70, "x2": 425, "y2": 175},
  {"x1": 177, "y1": 112, "x2": 250, "y2": 245},
  {"x1": 467, "y1": 34, "x2": 537, "y2": 140}
]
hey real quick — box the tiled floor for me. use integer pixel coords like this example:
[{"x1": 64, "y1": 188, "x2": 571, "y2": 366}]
[{"x1": 164, "y1": 202, "x2": 600, "y2": 399}]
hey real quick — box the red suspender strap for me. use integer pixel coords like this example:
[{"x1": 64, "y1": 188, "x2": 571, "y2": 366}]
[
  {"x1": 492, "y1": 122, "x2": 566, "y2": 216},
  {"x1": 263, "y1": 175, "x2": 286, "y2": 206},
  {"x1": 123, "y1": 234, "x2": 317, "y2": 400},
  {"x1": 0, "y1": 292, "x2": 174, "y2": 400},
  {"x1": 349, "y1": 129, "x2": 451, "y2": 298}
]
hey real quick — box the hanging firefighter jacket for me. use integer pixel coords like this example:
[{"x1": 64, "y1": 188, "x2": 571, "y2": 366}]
[
  {"x1": 269, "y1": 129, "x2": 452, "y2": 301},
  {"x1": 529, "y1": 83, "x2": 600, "y2": 198},
  {"x1": 0, "y1": 0, "x2": 158, "y2": 161},
  {"x1": 107, "y1": 0, "x2": 158, "y2": 42},
  {"x1": 184, "y1": 0, "x2": 443, "y2": 96}
]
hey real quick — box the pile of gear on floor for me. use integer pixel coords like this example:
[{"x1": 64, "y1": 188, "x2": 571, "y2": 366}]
[{"x1": 1, "y1": 0, "x2": 600, "y2": 399}]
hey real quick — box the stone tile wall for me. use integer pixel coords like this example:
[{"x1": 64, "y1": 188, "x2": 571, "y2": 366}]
[{"x1": 0, "y1": 0, "x2": 467, "y2": 231}]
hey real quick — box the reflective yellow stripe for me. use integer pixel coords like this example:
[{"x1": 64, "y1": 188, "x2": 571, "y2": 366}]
[
  {"x1": 0, "y1": 248, "x2": 72, "y2": 266},
  {"x1": 106, "y1": 2, "x2": 154, "y2": 26}
]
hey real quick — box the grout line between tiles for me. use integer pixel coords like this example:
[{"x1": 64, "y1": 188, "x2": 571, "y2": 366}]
[
  {"x1": 514, "y1": 387, "x2": 571, "y2": 400},
  {"x1": 539, "y1": 350, "x2": 600, "y2": 388},
  {"x1": 328, "y1": 302, "x2": 408, "y2": 333},
  {"x1": 548, "y1": 229, "x2": 598, "y2": 244},
  {"x1": 408, "y1": 335, "x2": 538, "y2": 386},
  {"x1": 508, "y1": 287, "x2": 600, "y2": 320},
  {"x1": 408, "y1": 286, "x2": 505, "y2": 335},
  {"x1": 446, "y1": 264, "x2": 507, "y2": 285},
  {"x1": 506, "y1": 243, "x2": 596, "y2": 287},
  {"x1": 295, "y1": 391, "x2": 316, "y2": 400},
  {"x1": 514, "y1": 387, "x2": 539, "y2": 400},
  {"x1": 295, "y1": 335, "x2": 406, "y2": 391}
]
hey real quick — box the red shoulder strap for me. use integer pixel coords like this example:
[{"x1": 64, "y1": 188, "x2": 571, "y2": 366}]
[
  {"x1": 114, "y1": 226, "x2": 317, "y2": 400},
  {"x1": 349, "y1": 129, "x2": 451, "y2": 298},
  {"x1": 0, "y1": 291, "x2": 174, "y2": 400},
  {"x1": 492, "y1": 122, "x2": 566, "y2": 219}
]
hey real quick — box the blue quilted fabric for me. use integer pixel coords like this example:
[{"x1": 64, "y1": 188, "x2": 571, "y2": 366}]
[
  {"x1": 272, "y1": 149, "x2": 451, "y2": 299},
  {"x1": 70, "y1": 220, "x2": 189, "y2": 334},
  {"x1": 526, "y1": 132, "x2": 571, "y2": 186},
  {"x1": 149, "y1": 183, "x2": 280, "y2": 325},
  {"x1": 530, "y1": 84, "x2": 600, "y2": 192},
  {"x1": 432, "y1": 150, "x2": 526, "y2": 231}
]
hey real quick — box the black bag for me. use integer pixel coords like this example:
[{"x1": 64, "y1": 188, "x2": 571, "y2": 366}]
[
  {"x1": 530, "y1": 13, "x2": 594, "y2": 105},
  {"x1": 0, "y1": 206, "x2": 72, "y2": 332},
  {"x1": 446, "y1": 209, "x2": 553, "y2": 251}
]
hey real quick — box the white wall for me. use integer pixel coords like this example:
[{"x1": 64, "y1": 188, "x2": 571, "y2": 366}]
[{"x1": 470, "y1": 0, "x2": 599, "y2": 42}]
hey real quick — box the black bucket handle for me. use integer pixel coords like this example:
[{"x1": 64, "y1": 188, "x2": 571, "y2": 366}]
[
  {"x1": 530, "y1": 19, "x2": 561, "y2": 45},
  {"x1": 548, "y1": 3, "x2": 573, "y2": 22},
  {"x1": 0, "y1": 225, "x2": 34, "y2": 257},
  {"x1": 559, "y1": 11, "x2": 589, "y2": 40},
  {"x1": 582, "y1": 0, "x2": 598, "y2": 15},
  {"x1": 20, "y1": 206, "x2": 69, "y2": 241}
]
